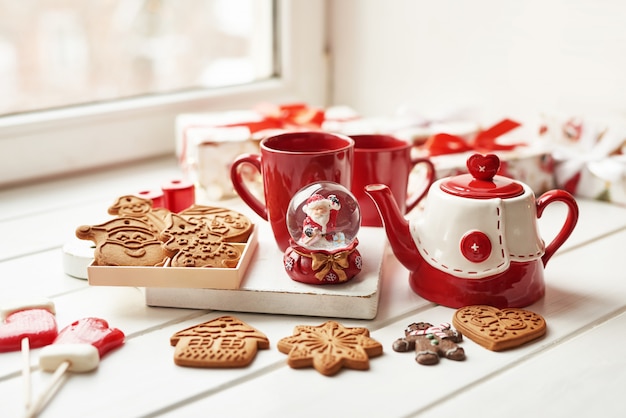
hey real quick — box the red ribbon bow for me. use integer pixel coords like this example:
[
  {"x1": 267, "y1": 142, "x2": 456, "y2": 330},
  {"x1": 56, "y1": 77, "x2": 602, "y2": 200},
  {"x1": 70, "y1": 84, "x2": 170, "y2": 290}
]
[
  {"x1": 425, "y1": 118, "x2": 524, "y2": 156},
  {"x1": 254, "y1": 102, "x2": 325, "y2": 130},
  {"x1": 179, "y1": 102, "x2": 325, "y2": 165}
]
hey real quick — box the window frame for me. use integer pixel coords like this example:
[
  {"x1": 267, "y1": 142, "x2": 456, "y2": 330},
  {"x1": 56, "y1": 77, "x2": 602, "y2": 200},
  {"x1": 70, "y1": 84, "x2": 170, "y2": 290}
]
[{"x1": 0, "y1": 0, "x2": 328, "y2": 187}]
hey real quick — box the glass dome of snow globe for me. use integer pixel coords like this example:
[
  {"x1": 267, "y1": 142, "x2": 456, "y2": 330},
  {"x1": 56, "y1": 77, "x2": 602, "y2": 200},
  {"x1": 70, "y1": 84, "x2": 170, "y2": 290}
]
[
  {"x1": 286, "y1": 181, "x2": 360, "y2": 251},
  {"x1": 283, "y1": 181, "x2": 362, "y2": 285}
]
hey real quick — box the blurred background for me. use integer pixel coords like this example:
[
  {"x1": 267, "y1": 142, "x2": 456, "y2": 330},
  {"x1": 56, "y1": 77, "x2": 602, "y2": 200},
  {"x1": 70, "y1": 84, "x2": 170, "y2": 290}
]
[
  {"x1": 0, "y1": 0, "x2": 273, "y2": 115},
  {"x1": 330, "y1": 0, "x2": 626, "y2": 120},
  {"x1": 4, "y1": 0, "x2": 625, "y2": 119},
  {"x1": 2, "y1": 0, "x2": 625, "y2": 187}
]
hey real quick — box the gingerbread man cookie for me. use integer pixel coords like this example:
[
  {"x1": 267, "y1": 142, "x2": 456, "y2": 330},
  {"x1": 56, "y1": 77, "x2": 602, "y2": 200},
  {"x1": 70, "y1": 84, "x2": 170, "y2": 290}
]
[
  {"x1": 392, "y1": 322, "x2": 465, "y2": 365},
  {"x1": 108, "y1": 195, "x2": 171, "y2": 234}
]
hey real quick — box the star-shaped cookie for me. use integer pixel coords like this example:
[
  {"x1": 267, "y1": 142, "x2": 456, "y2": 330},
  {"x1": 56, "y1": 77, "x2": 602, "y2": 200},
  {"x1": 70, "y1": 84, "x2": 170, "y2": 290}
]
[{"x1": 277, "y1": 320, "x2": 383, "y2": 376}]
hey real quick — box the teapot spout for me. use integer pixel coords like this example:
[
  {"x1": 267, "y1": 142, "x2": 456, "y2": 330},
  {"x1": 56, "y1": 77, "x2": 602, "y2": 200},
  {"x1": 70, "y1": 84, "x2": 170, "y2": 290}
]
[{"x1": 364, "y1": 184, "x2": 423, "y2": 272}]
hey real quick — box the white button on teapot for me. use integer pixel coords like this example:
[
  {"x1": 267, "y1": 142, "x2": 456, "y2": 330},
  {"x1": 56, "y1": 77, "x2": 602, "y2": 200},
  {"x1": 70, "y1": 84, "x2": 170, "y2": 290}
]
[{"x1": 365, "y1": 153, "x2": 579, "y2": 308}]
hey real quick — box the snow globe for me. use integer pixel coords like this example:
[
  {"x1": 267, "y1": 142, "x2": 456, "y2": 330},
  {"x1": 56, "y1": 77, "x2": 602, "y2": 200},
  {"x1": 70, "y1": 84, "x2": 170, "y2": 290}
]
[{"x1": 283, "y1": 181, "x2": 362, "y2": 284}]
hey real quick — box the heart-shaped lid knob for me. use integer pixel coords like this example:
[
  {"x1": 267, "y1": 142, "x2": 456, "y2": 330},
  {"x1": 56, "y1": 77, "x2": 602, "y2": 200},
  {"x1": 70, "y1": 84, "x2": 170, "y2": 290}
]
[
  {"x1": 467, "y1": 153, "x2": 500, "y2": 181},
  {"x1": 439, "y1": 153, "x2": 524, "y2": 199}
]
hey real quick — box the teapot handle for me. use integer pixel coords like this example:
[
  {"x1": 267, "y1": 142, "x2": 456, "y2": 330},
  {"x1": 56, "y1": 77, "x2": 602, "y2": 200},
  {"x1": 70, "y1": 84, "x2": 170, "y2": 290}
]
[{"x1": 536, "y1": 189, "x2": 579, "y2": 266}]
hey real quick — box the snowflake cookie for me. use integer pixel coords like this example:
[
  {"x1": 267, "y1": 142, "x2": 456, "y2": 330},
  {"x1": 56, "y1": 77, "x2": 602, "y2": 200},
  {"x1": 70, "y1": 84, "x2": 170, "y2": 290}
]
[{"x1": 277, "y1": 320, "x2": 383, "y2": 376}]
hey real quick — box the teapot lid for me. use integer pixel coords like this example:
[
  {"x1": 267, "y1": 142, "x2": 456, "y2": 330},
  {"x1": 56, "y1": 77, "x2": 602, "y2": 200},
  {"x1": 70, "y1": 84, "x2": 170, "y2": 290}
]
[{"x1": 440, "y1": 153, "x2": 524, "y2": 199}]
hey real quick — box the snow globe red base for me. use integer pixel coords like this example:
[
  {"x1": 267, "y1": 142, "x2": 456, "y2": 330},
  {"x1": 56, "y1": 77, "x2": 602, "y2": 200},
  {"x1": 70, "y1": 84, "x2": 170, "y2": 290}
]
[{"x1": 283, "y1": 181, "x2": 362, "y2": 285}]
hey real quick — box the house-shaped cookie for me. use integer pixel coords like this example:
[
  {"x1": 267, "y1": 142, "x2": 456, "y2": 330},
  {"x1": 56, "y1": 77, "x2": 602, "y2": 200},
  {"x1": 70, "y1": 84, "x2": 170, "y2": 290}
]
[{"x1": 170, "y1": 316, "x2": 269, "y2": 368}]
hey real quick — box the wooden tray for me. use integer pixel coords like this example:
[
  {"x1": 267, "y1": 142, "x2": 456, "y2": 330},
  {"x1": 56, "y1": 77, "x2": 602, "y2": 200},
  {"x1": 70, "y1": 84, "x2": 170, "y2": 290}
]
[{"x1": 87, "y1": 226, "x2": 258, "y2": 290}]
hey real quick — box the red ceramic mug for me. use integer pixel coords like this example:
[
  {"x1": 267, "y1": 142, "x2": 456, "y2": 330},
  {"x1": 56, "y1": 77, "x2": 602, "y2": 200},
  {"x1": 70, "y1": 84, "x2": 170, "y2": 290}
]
[
  {"x1": 230, "y1": 131, "x2": 354, "y2": 251},
  {"x1": 351, "y1": 134, "x2": 435, "y2": 227}
]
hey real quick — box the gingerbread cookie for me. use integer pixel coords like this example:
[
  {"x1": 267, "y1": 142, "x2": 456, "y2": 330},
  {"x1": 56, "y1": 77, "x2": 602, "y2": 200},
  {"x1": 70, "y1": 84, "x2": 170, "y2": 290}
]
[
  {"x1": 108, "y1": 195, "x2": 171, "y2": 234},
  {"x1": 179, "y1": 204, "x2": 253, "y2": 242},
  {"x1": 452, "y1": 305, "x2": 547, "y2": 351},
  {"x1": 170, "y1": 316, "x2": 269, "y2": 368},
  {"x1": 76, "y1": 217, "x2": 167, "y2": 266},
  {"x1": 277, "y1": 320, "x2": 383, "y2": 376},
  {"x1": 160, "y1": 213, "x2": 242, "y2": 268},
  {"x1": 392, "y1": 322, "x2": 465, "y2": 365}
]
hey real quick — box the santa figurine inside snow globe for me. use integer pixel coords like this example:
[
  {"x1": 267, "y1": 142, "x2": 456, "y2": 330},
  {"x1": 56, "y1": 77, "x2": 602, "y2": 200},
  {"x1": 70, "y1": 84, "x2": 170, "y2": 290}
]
[{"x1": 283, "y1": 181, "x2": 362, "y2": 285}]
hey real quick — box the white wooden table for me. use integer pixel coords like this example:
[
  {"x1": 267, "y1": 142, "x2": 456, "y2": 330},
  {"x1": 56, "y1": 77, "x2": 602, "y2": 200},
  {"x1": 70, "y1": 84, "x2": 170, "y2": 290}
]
[{"x1": 1, "y1": 156, "x2": 625, "y2": 418}]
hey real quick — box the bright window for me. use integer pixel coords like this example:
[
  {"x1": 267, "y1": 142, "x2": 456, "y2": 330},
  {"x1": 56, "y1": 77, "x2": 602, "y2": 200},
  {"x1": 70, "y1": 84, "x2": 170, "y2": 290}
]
[
  {"x1": 0, "y1": 0, "x2": 274, "y2": 115},
  {"x1": 0, "y1": 0, "x2": 326, "y2": 187}
]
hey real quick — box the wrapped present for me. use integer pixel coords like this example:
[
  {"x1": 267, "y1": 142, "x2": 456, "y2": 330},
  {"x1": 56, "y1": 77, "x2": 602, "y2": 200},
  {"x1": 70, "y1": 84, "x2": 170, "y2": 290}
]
[
  {"x1": 325, "y1": 108, "x2": 555, "y2": 195},
  {"x1": 323, "y1": 105, "x2": 481, "y2": 142},
  {"x1": 410, "y1": 118, "x2": 556, "y2": 195},
  {"x1": 546, "y1": 115, "x2": 626, "y2": 206},
  {"x1": 175, "y1": 103, "x2": 326, "y2": 200}
]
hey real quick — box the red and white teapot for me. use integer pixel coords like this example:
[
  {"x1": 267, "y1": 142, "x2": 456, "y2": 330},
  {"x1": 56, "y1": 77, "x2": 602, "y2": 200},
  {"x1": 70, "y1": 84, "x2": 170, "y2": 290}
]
[{"x1": 365, "y1": 153, "x2": 579, "y2": 308}]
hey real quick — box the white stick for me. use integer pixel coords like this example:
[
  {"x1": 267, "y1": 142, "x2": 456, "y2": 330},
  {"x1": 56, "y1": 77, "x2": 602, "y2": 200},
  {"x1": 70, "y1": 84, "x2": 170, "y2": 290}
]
[
  {"x1": 24, "y1": 361, "x2": 70, "y2": 418},
  {"x1": 25, "y1": 344, "x2": 99, "y2": 418},
  {"x1": 21, "y1": 337, "x2": 31, "y2": 409}
]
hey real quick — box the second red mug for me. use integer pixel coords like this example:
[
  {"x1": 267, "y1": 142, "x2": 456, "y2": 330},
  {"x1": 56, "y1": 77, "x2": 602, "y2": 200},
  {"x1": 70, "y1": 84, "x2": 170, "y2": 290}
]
[{"x1": 351, "y1": 134, "x2": 434, "y2": 227}]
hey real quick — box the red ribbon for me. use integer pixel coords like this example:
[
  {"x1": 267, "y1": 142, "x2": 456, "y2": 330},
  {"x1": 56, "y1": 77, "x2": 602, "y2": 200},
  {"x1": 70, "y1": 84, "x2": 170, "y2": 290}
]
[
  {"x1": 425, "y1": 118, "x2": 524, "y2": 156},
  {"x1": 254, "y1": 102, "x2": 325, "y2": 130},
  {"x1": 213, "y1": 102, "x2": 326, "y2": 133},
  {"x1": 179, "y1": 102, "x2": 325, "y2": 165}
]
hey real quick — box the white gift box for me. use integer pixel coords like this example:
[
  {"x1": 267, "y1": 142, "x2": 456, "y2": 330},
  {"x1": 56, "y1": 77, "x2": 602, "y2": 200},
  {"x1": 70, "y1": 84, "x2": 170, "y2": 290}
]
[
  {"x1": 175, "y1": 112, "x2": 266, "y2": 200},
  {"x1": 545, "y1": 114, "x2": 626, "y2": 206}
]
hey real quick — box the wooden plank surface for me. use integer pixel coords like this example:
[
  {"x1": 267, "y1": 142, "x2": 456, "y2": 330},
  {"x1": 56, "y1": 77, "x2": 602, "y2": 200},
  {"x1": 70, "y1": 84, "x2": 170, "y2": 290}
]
[{"x1": 1, "y1": 156, "x2": 625, "y2": 418}]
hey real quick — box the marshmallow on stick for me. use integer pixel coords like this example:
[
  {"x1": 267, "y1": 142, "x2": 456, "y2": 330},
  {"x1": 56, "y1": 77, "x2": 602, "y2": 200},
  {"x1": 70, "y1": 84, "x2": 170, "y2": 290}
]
[{"x1": 26, "y1": 317, "x2": 125, "y2": 418}]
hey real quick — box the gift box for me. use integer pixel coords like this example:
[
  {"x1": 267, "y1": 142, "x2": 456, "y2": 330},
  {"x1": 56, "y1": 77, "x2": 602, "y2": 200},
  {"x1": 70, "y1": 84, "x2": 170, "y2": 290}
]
[
  {"x1": 322, "y1": 105, "x2": 481, "y2": 141},
  {"x1": 176, "y1": 103, "x2": 326, "y2": 200},
  {"x1": 544, "y1": 115, "x2": 626, "y2": 206},
  {"x1": 407, "y1": 118, "x2": 557, "y2": 195}
]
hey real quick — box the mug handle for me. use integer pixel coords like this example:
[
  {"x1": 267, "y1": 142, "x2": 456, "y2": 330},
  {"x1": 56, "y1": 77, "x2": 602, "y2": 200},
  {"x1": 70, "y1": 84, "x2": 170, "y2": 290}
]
[
  {"x1": 405, "y1": 157, "x2": 436, "y2": 213},
  {"x1": 536, "y1": 189, "x2": 579, "y2": 266},
  {"x1": 230, "y1": 153, "x2": 268, "y2": 220}
]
